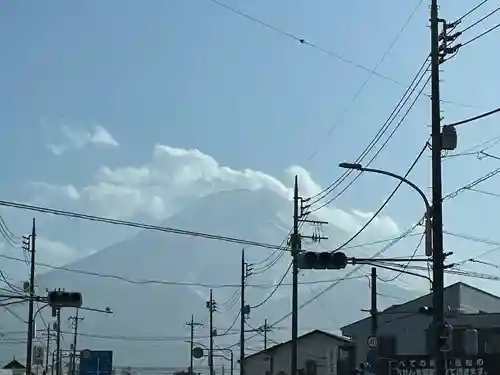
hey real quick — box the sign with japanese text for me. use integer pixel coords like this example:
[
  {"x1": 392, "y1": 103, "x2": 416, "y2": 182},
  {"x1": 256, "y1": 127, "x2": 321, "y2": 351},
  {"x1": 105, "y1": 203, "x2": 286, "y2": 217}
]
[{"x1": 377, "y1": 355, "x2": 500, "y2": 375}]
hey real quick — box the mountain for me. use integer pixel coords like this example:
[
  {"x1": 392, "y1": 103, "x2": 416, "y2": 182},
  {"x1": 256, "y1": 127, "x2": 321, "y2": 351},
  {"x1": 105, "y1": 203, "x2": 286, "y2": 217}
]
[{"x1": 0, "y1": 188, "x2": 421, "y2": 368}]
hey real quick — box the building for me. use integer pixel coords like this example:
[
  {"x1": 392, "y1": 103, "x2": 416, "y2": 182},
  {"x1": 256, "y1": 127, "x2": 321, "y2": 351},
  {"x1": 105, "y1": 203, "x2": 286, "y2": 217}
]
[
  {"x1": 2, "y1": 359, "x2": 36, "y2": 375},
  {"x1": 241, "y1": 330, "x2": 354, "y2": 375},
  {"x1": 341, "y1": 281, "x2": 500, "y2": 365}
]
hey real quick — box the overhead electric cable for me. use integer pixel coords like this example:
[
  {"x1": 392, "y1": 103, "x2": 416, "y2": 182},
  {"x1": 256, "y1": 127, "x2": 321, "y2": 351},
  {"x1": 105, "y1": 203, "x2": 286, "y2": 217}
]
[
  {"x1": 461, "y1": 5, "x2": 500, "y2": 33},
  {"x1": 332, "y1": 141, "x2": 428, "y2": 251},
  {"x1": 251, "y1": 261, "x2": 292, "y2": 309},
  {"x1": 444, "y1": 107, "x2": 500, "y2": 128},
  {"x1": 307, "y1": 57, "x2": 430, "y2": 205},
  {"x1": 460, "y1": 23, "x2": 500, "y2": 48},
  {"x1": 310, "y1": 74, "x2": 431, "y2": 213},
  {"x1": 0, "y1": 200, "x2": 289, "y2": 252}
]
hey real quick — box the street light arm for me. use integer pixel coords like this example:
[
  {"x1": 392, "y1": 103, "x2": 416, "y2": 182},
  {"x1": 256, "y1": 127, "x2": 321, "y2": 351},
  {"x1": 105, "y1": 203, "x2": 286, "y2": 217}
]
[
  {"x1": 355, "y1": 166, "x2": 431, "y2": 211},
  {"x1": 340, "y1": 162, "x2": 433, "y2": 257}
]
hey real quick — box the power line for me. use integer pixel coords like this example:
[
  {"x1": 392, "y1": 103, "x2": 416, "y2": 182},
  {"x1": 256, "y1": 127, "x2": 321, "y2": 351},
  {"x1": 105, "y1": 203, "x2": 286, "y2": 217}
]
[
  {"x1": 0, "y1": 199, "x2": 289, "y2": 252},
  {"x1": 444, "y1": 107, "x2": 500, "y2": 128},
  {"x1": 307, "y1": 57, "x2": 430, "y2": 206},
  {"x1": 460, "y1": 22, "x2": 500, "y2": 48},
  {"x1": 377, "y1": 231, "x2": 426, "y2": 283},
  {"x1": 251, "y1": 262, "x2": 292, "y2": 309},
  {"x1": 306, "y1": 0, "x2": 425, "y2": 162},
  {"x1": 205, "y1": 0, "x2": 408, "y2": 87},
  {"x1": 0, "y1": 251, "x2": 365, "y2": 288},
  {"x1": 333, "y1": 140, "x2": 428, "y2": 251},
  {"x1": 461, "y1": 5, "x2": 500, "y2": 33}
]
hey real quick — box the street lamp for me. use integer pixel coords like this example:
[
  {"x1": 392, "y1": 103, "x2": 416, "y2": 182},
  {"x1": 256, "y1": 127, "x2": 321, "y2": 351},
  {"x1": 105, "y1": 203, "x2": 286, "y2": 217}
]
[{"x1": 339, "y1": 162, "x2": 432, "y2": 257}]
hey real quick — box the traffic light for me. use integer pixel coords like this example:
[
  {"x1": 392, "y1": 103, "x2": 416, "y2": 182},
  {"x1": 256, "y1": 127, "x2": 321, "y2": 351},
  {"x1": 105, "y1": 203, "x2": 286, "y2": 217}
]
[
  {"x1": 47, "y1": 291, "x2": 83, "y2": 308},
  {"x1": 298, "y1": 251, "x2": 348, "y2": 270}
]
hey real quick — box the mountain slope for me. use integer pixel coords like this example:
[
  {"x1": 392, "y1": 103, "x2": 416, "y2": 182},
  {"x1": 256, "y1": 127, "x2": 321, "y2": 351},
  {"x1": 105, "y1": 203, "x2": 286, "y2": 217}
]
[{"x1": 0, "y1": 188, "x2": 421, "y2": 367}]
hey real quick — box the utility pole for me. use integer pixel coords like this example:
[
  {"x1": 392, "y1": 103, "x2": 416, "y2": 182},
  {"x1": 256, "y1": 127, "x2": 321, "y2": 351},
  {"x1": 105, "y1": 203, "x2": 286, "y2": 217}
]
[
  {"x1": 45, "y1": 325, "x2": 51, "y2": 369},
  {"x1": 239, "y1": 249, "x2": 251, "y2": 375},
  {"x1": 291, "y1": 177, "x2": 300, "y2": 375},
  {"x1": 291, "y1": 177, "x2": 328, "y2": 375},
  {"x1": 430, "y1": 0, "x2": 445, "y2": 375},
  {"x1": 55, "y1": 308, "x2": 61, "y2": 375},
  {"x1": 260, "y1": 319, "x2": 273, "y2": 350},
  {"x1": 264, "y1": 319, "x2": 268, "y2": 350},
  {"x1": 186, "y1": 314, "x2": 203, "y2": 374},
  {"x1": 68, "y1": 309, "x2": 84, "y2": 375},
  {"x1": 207, "y1": 289, "x2": 217, "y2": 375},
  {"x1": 25, "y1": 218, "x2": 36, "y2": 375},
  {"x1": 370, "y1": 268, "x2": 378, "y2": 335}
]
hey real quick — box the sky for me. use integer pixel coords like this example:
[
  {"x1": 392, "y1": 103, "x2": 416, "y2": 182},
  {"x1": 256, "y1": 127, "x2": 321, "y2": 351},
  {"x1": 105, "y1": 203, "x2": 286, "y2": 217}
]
[{"x1": 1, "y1": 0, "x2": 500, "y2": 315}]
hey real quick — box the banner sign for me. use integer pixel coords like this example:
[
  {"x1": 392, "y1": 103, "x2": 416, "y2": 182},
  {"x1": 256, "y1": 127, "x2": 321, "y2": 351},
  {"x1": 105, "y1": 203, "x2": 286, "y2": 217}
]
[{"x1": 376, "y1": 355, "x2": 499, "y2": 375}]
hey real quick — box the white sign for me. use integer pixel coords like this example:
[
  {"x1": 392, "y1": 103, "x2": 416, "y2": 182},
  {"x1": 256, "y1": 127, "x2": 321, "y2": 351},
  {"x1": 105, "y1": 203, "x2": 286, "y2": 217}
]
[
  {"x1": 367, "y1": 335, "x2": 378, "y2": 348},
  {"x1": 33, "y1": 345, "x2": 44, "y2": 365}
]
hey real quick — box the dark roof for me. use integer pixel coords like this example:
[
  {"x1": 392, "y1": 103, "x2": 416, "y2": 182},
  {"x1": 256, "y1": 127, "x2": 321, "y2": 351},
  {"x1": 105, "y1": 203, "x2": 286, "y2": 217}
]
[
  {"x1": 242, "y1": 329, "x2": 352, "y2": 362},
  {"x1": 3, "y1": 359, "x2": 25, "y2": 369}
]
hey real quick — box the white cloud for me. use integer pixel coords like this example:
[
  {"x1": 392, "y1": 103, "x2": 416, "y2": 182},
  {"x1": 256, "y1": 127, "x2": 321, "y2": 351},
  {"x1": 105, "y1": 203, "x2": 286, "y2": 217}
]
[
  {"x1": 32, "y1": 144, "x2": 400, "y2": 240},
  {"x1": 46, "y1": 123, "x2": 119, "y2": 155},
  {"x1": 29, "y1": 181, "x2": 81, "y2": 202},
  {"x1": 36, "y1": 237, "x2": 79, "y2": 266}
]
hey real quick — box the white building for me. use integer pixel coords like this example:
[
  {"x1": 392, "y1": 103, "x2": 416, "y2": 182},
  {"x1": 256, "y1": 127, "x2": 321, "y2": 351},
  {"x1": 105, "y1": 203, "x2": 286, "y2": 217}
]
[{"x1": 241, "y1": 330, "x2": 354, "y2": 375}]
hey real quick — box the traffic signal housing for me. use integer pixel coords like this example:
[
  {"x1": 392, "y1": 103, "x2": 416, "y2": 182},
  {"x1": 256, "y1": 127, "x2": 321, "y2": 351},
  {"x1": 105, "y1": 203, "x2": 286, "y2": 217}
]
[
  {"x1": 298, "y1": 251, "x2": 348, "y2": 270},
  {"x1": 47, "y1": 291, "x2": 83, "y2": 308}
]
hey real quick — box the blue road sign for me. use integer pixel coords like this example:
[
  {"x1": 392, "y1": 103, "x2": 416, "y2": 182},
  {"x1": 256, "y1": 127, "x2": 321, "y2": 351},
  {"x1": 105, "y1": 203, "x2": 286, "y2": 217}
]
[{"x1": 79, "y1": 350, "x2": 113, "y2": 375}]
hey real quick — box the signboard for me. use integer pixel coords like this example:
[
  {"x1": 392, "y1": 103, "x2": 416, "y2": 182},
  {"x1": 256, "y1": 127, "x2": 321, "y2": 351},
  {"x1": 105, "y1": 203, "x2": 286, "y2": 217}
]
[
  {"x1": 377, "y1": 355, "x2": 498, "y2": 375},
  {"x1": 79, "y1": 350, "x2": 113, "y2": 375},
  {"x1": 33, "y1": 345, "x2": 44, "y2": 365}
]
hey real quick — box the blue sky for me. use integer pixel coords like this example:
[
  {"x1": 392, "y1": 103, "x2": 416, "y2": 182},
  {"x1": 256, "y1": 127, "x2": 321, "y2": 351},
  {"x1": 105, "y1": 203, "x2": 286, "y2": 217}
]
[{"x1": 1, "y1": 0, "x2": 500, "y2": 293}]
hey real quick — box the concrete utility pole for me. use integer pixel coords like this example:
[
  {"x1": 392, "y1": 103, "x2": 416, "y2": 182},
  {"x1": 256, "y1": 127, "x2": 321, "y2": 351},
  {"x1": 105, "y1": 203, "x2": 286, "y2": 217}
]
[
  {"x1": 68, "y1": 309, "x2": 84, "y2": 375},
  {"x1": 55, "y1": 308, "x2": 62, "y2": 375},
  {"x1": 25, "y1": 218, "x2": 37, "y2": 375},
  {"x1": 207, "y1": 289, "x2": 217, "y2": 375},
  {"x1": 186, "y1": 314, "x2": 203, "y2": 374},
  {"x1": 370, "y1": 268, "x2": 378, "y2": 335},
  {"x1": 430, "y1": 0, "x2": 446, "y2": 375},
  {"x1": 240, "y1": 250, "x2": 245, "y2": 375},
  {"x1": 45, "y1": 325, "x2": 51, "y2": 370},
  {"x1": 290, "y1": 177, "x2": 328, "y2": 375},
  {"x1": 239, "y1": 249, "x2": 251, "y2": 375},
  {"x1": 291, "y1": 177, "x2": 300, "y2": 375}
]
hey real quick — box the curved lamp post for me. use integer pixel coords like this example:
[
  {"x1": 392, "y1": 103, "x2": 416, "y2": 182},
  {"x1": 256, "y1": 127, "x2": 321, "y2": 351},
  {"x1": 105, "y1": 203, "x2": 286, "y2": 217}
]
[{"x1": 339, "y1": 162, "x2": 432, "y2": 256}]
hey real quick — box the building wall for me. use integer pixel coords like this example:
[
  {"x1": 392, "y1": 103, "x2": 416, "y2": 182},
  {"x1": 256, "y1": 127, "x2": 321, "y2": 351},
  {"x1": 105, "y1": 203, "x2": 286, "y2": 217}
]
[
  {"x1": 341, "y1": 284, "x2": 500, "y2": 365},
  {"x1": 458, "y1": 285, "x2": 500, "y2": 313},
  {"x1": 243, "y1": 334, "x2": 350, "y2": 375}
]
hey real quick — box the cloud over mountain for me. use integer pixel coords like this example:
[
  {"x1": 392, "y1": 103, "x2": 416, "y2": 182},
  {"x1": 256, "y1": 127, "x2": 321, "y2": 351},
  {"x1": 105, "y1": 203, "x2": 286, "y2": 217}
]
[{"x1": 32, "y1": 144, "x2": 400, "y2": 241}]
